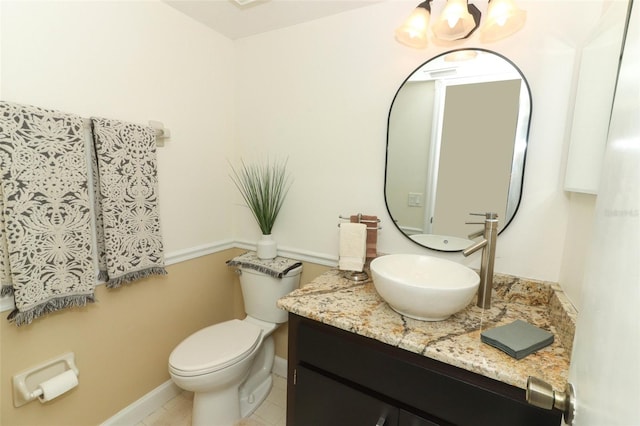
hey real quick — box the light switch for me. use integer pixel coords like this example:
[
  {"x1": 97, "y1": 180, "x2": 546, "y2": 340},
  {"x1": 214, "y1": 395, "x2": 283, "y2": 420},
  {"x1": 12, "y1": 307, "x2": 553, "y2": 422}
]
[{"x1": 408, "y1": 192, "x2": 423, "y2": 207}]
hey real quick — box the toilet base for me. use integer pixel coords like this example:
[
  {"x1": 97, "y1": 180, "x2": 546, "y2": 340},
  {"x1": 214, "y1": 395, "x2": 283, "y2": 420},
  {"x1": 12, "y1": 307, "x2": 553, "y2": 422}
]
[
  {"x1": 192, "y1": 385, "x2": 241, "y2": 426},
  {"x1": 170, "y1": 319, "x2": 283, "y2": 425},
  {"x1": 239, "y1": 334, "x2": 276, "y2": 417},
  {"x1": 240, "y1": 373, "x2": 273, "y2": 418},
  {"x1": 189, "y1": 337, "x2": 276, "y2": 425}
]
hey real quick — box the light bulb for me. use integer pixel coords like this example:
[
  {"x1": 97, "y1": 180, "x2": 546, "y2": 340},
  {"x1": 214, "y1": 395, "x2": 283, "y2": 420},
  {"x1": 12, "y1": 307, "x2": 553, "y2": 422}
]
[
  {"x1": 395, "y1": 3, "x2": 431, "y2": 49},
  {"x1": 481, "y1": 0, "x2": 526, "y2": 42},
  {"x1": 443, "y1": 2, "x2": 464, "y2": 28},
  {"x1": 433, "y1": 0, "x2": 480, "y2": 41},
  {"x1": 491, "y1": 2, "x2": 510, "y2": 26}
]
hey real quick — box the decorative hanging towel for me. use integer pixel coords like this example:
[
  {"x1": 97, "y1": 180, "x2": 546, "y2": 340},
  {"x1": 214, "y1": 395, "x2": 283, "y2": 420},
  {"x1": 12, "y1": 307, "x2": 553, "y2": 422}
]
[
  {"x1": 0, "y1": 184, "x2": 11, "y2": 293},
  {"x1": 91, "y1": 117, "x2": 167, "y2": 288},
  {"x1": 338, "y1": 223, "x2": 367, "y2": 272},
  {"x1": 0, "y1": 101, "x2": 96, "y2": 325},
  {"x1": 226, "y1": 251, "x2": 302, "y2": 278},
  {"x1": 350, "y1": 214, "x2": 379, "y2": 260}
]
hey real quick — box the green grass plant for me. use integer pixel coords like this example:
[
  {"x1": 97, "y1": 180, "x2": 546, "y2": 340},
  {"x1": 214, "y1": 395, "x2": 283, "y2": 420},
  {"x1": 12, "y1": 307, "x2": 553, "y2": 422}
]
[{"x1": 230, "y1": 158, "x2": 292, "y2": 235}]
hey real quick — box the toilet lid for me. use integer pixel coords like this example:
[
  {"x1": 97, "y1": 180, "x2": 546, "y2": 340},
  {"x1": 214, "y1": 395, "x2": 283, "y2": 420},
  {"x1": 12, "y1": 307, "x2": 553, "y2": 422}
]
[{"x1": 169, "y1": 319, "x2": 262, "y2": 376}]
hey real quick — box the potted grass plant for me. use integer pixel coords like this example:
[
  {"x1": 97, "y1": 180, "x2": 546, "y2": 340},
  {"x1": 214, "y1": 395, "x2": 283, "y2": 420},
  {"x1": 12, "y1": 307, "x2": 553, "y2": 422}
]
[{"x1": 230, "y1": 158, "x2": 292, "y2": 259}]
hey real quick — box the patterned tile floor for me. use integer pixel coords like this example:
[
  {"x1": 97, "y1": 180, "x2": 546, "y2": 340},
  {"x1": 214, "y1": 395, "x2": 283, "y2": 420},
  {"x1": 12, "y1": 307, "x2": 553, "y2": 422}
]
[{"x1": 135, "y1": 374, "x2": 287, "y2": 426}]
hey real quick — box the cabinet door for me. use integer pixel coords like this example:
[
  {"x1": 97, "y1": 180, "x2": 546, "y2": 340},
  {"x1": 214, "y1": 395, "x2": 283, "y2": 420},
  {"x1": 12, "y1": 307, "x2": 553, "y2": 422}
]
[
  {"x1": 399, "y1": 410, "x2": 441, "y2": 426},
  {"x1": 293, "y1": 315, "x2": 561, "y2": 426},
  {"x1": 294, "y1": 365, "x2": 399, "y2": 426}
]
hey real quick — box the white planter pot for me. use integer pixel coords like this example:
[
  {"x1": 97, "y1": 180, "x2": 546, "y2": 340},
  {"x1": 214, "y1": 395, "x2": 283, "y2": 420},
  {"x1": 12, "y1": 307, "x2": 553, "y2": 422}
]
[{"x1": 257, "y1": 234, "x2": 277, "y2": 260}]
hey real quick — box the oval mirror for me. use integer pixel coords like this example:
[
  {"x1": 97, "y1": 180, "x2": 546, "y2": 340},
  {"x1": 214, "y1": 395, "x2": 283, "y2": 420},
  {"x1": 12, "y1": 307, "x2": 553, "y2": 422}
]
[{"x1": 385, "y1": 48, "x2": 531, "y2": 252}]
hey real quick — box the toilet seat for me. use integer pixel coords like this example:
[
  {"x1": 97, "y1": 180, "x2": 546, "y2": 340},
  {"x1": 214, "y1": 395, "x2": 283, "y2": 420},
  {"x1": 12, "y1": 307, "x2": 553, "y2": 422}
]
[{"x1": 169, "y1": 319, "x2": 262, "y2": 377}]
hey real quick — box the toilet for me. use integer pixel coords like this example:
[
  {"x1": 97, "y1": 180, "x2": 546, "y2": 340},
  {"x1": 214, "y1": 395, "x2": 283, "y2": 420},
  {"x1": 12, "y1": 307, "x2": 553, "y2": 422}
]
[{"x1": 168, "y1": 264, "x2": 302, "y2": 426}]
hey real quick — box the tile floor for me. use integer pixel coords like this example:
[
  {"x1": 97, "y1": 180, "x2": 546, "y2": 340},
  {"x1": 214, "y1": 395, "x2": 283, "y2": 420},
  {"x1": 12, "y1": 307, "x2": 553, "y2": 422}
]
[{"x1": 135, "y1": 374, "x2": 287, "y2": 426}]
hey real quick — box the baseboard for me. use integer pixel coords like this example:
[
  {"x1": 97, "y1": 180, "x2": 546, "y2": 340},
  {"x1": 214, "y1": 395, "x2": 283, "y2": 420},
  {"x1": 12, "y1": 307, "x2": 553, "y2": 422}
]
[
  {"x1": 100, "y1": 357, "x2": 289, "y2": 425},
  {"x1": 100, "y1": 379, "x2": 181, "y2": 426},
  {"x1": 273, "y1": 355, "x2": 288, "y2": 378}
]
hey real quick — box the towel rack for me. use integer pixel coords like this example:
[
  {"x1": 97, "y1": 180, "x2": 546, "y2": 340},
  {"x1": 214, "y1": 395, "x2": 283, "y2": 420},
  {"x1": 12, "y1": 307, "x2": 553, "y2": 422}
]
[
  {"x1": 148, "y1": 120, "x2": 170, "y2": 147},
  {"x1": 338, "y1": 214, "x2": 382, "y2": 230},
  {"x1": 81, "y1": 118, "x2": 169, "y2": 147}
]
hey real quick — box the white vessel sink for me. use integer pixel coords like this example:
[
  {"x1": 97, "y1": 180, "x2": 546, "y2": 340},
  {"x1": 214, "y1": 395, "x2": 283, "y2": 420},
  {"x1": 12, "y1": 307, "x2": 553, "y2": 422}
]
[
  {"x1": 409, "y1": 234, "x2": 473, "y2": 252},
  {"x1": 370, "y1": 254, "x2": 480, "y2": 321}
]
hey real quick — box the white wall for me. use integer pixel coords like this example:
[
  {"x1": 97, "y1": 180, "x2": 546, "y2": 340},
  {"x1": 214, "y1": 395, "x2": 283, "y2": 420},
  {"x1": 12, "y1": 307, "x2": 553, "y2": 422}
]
[
  {"x1": 1, "y1": 0, "x2": 613, "y2": 306},
  {"x1": 234, "y1": 0, "x2": 611, "y2": 288},
  {"x1": 0, "y1": 0, "x2": 236, "y2": 254},
  {"x1": 560, "y1": 192, "x2": 597, "y2": 309}
]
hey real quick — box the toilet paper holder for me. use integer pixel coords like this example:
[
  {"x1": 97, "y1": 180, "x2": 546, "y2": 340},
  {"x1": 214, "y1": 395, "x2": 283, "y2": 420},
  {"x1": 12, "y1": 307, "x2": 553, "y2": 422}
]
[{"x1": 13, "y1": 352, "x2": 80, "y2": 407}]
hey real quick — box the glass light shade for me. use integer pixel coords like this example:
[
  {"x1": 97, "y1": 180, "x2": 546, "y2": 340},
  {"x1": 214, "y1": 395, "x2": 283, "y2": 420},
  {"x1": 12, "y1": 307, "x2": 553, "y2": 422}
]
[
  {"x1": 395, "y1": 7, "x2": 430, "y2": 49},
  {"x1": 480, "y1": 0, "x2": 526, "y2": 42},
  {"x1": 432, "y1": 0, "x2": 479, "y2": 41},
  {"x1": 443, "y1": 49, "x2": 479, "y2": 62}
]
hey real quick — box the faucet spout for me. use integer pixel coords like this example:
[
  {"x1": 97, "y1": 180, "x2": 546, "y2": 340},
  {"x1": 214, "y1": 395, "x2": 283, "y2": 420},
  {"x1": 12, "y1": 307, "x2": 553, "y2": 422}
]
[
  {"x1": 462, "y1": 238, "x2": 487, "y2": 256},
  {"x1": 463, "y1": 213, "x2": 498, "y2": 309}
]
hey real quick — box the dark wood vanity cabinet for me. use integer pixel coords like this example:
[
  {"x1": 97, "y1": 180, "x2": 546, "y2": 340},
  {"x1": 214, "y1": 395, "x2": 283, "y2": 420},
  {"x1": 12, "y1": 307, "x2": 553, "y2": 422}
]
[{"x1": 286, "y1": 314, "x2": 561, "y2": 426}]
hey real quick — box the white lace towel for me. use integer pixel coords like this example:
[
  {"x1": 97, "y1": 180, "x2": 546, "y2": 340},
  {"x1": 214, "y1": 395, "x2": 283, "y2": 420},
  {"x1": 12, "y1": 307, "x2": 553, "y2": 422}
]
[
  {"x1": 0, "y1": 185, "x2": 13, "y2": 296},
  {"x1": 0, "y1": 101, "x2": 96, "y2": 325},
  {"x1": 0, "y1": 184, "x2": 13, "y2": 292},
  {"x1": 226, "y1": 251, "x2": 303, "y2": 278},
  {"x1": 91, "y1": 117, "x2": 167, "y2": 287}
]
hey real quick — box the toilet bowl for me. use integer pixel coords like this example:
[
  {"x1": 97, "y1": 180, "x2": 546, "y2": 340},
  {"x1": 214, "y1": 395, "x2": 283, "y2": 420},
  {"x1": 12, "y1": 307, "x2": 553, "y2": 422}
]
[{"x1": 169, "y1": 262, "x2": 301, "y2": 426}]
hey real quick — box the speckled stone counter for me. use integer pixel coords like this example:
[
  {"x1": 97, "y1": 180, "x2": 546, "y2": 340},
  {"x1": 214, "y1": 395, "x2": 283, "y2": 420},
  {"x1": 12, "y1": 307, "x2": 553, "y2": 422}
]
[{"x1": 277, "y1": 269, "x2": 576, "y2": 391}]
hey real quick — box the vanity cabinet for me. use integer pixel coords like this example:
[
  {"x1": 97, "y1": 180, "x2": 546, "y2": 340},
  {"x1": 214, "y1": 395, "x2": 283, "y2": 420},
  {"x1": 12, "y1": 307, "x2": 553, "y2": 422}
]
[{"x1": 286, "y1": 314, "x2": 561, "y2": 426}]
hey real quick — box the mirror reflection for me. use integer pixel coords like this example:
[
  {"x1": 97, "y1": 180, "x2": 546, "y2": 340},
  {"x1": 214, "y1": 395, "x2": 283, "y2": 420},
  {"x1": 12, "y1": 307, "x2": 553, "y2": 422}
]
[{"x1": 385, "y1": 49, "x2": 531, "y2": 251}]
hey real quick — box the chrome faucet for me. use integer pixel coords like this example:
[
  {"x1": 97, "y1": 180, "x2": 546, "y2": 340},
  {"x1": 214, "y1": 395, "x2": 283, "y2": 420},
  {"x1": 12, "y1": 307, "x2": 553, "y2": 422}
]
[{"x1": 463, "y1": 213, "x2": 498, "y2": 309}]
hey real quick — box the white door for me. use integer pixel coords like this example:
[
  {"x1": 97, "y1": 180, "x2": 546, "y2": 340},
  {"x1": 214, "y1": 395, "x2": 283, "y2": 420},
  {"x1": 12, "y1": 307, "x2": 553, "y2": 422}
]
[{"x1": 565, "y1": 2, "x2": 639, "y2": 424}]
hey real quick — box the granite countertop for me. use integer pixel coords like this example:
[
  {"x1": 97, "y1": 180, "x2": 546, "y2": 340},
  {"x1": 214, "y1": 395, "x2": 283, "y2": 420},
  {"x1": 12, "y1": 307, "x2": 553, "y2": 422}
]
[{"x1": 277, "y1": 269, "x2": 576, "y2": 391}]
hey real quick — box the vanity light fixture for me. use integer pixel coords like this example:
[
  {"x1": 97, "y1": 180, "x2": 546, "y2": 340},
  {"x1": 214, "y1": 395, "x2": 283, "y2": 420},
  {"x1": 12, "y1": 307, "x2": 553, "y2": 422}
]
[
  {"x1": 394, "y1": 0, "x2": 432, "y2": 49},
  {"x1": 395, "y1": 0, "x2": 525, "y2": 49},
  {"x1": 480, "y1": 0, "x2": 527, "y2": 42},
  {"x1": 432, "y1": 0, "x2": 481, "y2": 41}
]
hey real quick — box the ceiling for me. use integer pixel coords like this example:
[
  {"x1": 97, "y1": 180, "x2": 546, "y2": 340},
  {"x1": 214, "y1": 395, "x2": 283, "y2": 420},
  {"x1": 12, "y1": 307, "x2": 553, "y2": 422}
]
[{"x1": 164, "y1": 0, "x2": 384, "y2": 40}]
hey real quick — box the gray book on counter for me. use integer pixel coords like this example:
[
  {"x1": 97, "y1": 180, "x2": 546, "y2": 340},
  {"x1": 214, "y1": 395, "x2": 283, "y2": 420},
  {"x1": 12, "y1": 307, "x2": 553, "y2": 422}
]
[{"x1": 481, "y1": 320, "x2": 554, "y2": 360}]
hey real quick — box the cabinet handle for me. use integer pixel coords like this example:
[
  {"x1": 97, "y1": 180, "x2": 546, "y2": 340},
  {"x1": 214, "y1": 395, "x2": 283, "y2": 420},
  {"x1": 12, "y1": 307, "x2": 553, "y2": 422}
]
[{"x1": 375, "y1": 416, "x2": 386, "y2": 426}]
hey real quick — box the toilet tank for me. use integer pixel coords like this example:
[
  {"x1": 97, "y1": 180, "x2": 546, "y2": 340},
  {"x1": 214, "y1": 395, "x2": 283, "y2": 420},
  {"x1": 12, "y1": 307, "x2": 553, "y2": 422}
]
[{"x1": 239, "y1": 265, "x2": 302, "y2": 324}]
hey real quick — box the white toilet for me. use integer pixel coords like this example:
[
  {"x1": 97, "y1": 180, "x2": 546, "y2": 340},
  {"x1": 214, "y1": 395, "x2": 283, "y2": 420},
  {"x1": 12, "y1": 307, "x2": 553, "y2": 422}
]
[{"x1": 169, "y1": 264, "x2": 302, "y2": 426}]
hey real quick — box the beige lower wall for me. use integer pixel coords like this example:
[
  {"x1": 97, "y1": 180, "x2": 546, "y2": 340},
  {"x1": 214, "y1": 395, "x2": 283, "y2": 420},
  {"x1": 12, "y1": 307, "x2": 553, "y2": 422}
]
[
  {"x1": 1, "y1": 249, "x2": 245, "y2": 426},
  {"x1": 273, "y1": 262, "x2": 331, "y2": 360},
  {"x1": 0, "y1": 249, "x2": 330, "y2": 426}
]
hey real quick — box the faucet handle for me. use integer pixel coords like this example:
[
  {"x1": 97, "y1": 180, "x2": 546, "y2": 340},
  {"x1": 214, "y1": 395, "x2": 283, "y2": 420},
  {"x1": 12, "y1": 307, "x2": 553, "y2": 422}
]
[
  {"x1": 462, "y1": 238, "x2": 487, "y2": 256},
  {"x1": 469, "y1": 212, "x2": 499, "y2": 220},
  {"x1": 468, "y1": 229, "x2": 484, "y2": 239}
]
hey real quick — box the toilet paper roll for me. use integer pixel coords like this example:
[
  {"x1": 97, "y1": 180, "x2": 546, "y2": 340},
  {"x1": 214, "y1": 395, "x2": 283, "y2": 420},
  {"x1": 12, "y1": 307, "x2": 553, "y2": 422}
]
[{"x1": 37, "y1": 370, "x2": 78, "y2": 402}]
